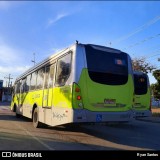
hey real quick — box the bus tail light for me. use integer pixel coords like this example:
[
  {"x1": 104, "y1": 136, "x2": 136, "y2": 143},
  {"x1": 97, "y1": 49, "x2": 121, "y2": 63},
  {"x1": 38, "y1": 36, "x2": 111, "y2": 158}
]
[
  {"x1": 77, "y1": 95, "x2": 81, "y2": 100},
  {"x1": 72, "y1": 83, "x2": 83, "y2": 109},
  {"x1": 75, "y1": 87, "x2": 80, "y2": 92}
]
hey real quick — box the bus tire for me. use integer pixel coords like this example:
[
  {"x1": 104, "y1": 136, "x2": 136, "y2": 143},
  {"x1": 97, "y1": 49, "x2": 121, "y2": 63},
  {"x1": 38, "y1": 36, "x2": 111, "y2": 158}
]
[
  {"x1": 33, "y1": 107, "x2": 43, "y2": 128},
  {"x1": 16, "y1": 112, "x2": 21, "y2": 118},
  {"x1": 15, "y1": 105, "x2": 21, "y2": 118},
  {"x1": 13, "y1": 104, "x2": 16, "y2": 112}
]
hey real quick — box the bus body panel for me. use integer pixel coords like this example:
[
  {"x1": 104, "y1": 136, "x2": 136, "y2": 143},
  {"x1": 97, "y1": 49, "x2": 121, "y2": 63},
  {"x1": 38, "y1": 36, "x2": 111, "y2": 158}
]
[
  {"x1": 51, "y1": 108, "x2": 133, "y2": 125},
  {"x1": 52, "y1": 85, "x2": 72, "y2": 109},
  {"x1": 78, "y1": 69, "x2": 134, "y2": 112},
  {"x1": 133, "y1": 71, "x2": 151, "y2": 118},
  {"x1": 22, "y1": 92, "x2": 32, "y2": 118},
  {"x1": 134, "y1": 88, "x2": 150, "y2": 110}
]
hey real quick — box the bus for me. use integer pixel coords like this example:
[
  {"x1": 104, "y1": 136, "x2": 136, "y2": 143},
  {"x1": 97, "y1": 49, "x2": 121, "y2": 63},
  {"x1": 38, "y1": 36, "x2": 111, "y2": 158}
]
[
  {"x1": 133, "y1": 71, "x2": 152, "y2": 117},
  {"x1": 11, "y1": 42, "x2": 134, "y2": 128}
]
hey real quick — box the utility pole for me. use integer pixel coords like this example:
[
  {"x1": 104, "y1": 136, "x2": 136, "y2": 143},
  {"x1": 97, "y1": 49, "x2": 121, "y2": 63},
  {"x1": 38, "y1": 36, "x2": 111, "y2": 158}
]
[
  {"x1": 107, "y1": 42, "x2": 112, "y2": 47},
  {"x1": 31, "y1": 52, "x2": 36, "y2": 66},
  {"x1": 4, "y1": 74, "x2": 13, "y2": 87}
]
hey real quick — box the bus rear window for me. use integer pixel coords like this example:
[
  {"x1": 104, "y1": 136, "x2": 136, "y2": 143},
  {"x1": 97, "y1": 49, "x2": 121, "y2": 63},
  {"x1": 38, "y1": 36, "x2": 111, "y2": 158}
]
[
  {"x1": 134, "y1": 74, "x2": 148, "y2": 95},
  {"x1": 85, "y1": 45, "x2": 128, "y2": 85}
]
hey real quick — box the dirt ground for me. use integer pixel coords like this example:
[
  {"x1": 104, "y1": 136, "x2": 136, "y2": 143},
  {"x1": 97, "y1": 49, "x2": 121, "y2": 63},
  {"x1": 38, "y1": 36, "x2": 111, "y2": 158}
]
[{"x1": 152, "y1": 107, "x2": 160, "y2": 113}]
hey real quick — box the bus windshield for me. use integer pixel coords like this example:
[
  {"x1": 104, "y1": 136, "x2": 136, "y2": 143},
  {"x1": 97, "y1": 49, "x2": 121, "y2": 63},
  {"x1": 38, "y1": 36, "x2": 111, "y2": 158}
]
[
  {"x1": 134, "y1": 74, "x2": 148, "y2": 95},
  {"x1": 85, "y1": 45, "x2": 128, "y2": 85}
]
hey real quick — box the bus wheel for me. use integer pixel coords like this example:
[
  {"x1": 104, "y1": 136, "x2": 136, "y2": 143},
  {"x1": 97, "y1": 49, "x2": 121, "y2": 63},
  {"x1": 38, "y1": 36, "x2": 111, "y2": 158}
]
[
  {"x1": 33, "y1": 108, "x2": 42, "y2": 128},
  {"x1": 16, "y1": 112, "x2": 21, "y2": 118},
  {"x1": 13, "y1": 104, "x2": 16, "y2": 112},
  {"x1": 15, "y1": 105, "x2": 21, "y2": 118}
]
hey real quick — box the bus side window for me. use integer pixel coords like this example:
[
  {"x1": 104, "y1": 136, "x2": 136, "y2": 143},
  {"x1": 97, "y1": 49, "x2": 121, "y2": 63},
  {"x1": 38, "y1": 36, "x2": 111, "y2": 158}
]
[
  {"x1": 22, "y1": 78, "x2": 26, "y2": 93},
  {"x1": 25, "y1": 74, "x2": 31, "y2": 92},
  {"x1": 12, "y1": 84, "x2": 16, "y2": 96},
  {"x1": 14, "y1": 83, "x2": 17, "y2": 94},
  {"x1": 37, "y1": 68, "x2": 45, "y2": 90},
  {"x1": 30, "y1": 72, "x2": 37, "y2": 90},
  {"x1": 55, "y1": 53, "x2": 72, "y2": 86},
  {"x1": 44, "y1": 66, "x2": 50, "y2": 89},
  {"x1": 48, "y1": 64, "x2": 55, "y2": 88},
  {"x1": 16, "y1": 81, "x2": 21, "y2": 94},
  {"x1": 44, "y1": 64, "x2": 55, "y2": 89}
]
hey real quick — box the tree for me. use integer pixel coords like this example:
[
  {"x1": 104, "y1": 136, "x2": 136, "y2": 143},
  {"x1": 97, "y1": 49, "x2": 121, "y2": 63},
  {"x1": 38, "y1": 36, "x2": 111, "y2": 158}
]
[
  {"x1": 152, "y1": 70, "x2": 160, "y2": 83},
  {"x1": 151, "y1": 70, "x2": 160, "y2": 100},
  {"x1": 132, "y1": 57, "x2": 156, "y2": 73}
]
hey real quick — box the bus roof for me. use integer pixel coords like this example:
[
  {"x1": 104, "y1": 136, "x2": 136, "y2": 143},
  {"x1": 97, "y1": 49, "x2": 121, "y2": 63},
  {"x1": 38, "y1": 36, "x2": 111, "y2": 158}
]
[
  {"x1": 15, "y1": 42, "x2": 127, "y2": 82},
  {"x1": 133, "y1": 71, "x2": 147, "y2": 76}
]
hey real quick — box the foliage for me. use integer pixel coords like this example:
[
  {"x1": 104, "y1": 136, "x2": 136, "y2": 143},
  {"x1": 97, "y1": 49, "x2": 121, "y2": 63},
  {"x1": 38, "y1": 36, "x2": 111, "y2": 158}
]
[
  {"x1": 132, "y1": 57, "x2": 156, "y2": 73},
  {"x1": 151, "y1": 70, "x2": 160, "y2": 99},
  {"x1": 152, "y1": 70, "x2": 160, "y2": 83}
]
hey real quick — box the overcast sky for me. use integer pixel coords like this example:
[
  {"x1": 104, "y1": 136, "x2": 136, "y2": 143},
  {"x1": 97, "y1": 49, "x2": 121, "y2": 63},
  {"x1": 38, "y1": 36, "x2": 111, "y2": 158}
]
[{"x1": 0, "y1": 1, "x2": 160, "y2": 86}]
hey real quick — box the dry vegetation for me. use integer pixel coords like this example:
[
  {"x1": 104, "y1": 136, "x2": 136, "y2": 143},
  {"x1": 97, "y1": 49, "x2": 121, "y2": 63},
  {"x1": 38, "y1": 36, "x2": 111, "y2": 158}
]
[{"x1": 152, "y1": 107, "x2": 160, "y2": 117}]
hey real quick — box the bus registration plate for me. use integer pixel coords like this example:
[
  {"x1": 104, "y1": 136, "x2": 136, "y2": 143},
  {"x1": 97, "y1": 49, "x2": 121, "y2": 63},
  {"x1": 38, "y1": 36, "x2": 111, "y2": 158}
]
[{"x1": 104, "y1": 99, "x2": 116, "y2": 106}]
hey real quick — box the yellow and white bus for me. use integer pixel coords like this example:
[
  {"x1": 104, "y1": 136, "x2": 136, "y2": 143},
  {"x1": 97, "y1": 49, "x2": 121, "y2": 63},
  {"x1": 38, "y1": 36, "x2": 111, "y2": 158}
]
[
  {"x1": 11, "y1": 42, "x2": 134, "y2": 128},
  {"x1": 133, "y1": 71, "x2": 152, "y2": 117}
]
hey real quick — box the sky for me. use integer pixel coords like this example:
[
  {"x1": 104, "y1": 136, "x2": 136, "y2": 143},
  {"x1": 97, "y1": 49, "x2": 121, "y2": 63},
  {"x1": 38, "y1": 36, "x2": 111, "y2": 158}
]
[{"x1": 0, "y1": 1, "x2": 160, "y2": 87}]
